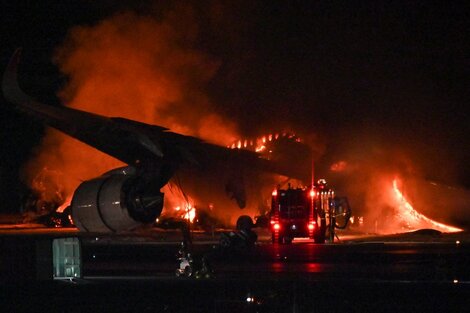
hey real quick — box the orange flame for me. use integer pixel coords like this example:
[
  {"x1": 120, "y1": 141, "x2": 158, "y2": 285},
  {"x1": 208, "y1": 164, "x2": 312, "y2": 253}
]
[
  {"x1": 229, "y1": 132, "x2": 300, "y2": 153},
  {"x1": 392, "y1": 178, "x2": 462, "y2": 233},
  {"x1": 174, "y1": 203, "x2": 196, "y2": 223},
  {"x1": 24, "y1": 10, "x2": 239, "y2": 210},
  {"x1": 56, "y1": 195, "x2": 72, "y2": 213}
]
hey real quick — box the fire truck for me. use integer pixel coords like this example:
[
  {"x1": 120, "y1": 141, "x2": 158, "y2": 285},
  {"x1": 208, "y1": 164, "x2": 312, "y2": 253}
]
[{"x1": 270, "y1": 179, "x2": 351, "y2": 244}]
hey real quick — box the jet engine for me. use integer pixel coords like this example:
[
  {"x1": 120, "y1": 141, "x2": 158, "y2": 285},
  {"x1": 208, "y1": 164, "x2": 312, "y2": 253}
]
[{"x1": 71, "y1": 167, "x2": 164, "y2": 232}]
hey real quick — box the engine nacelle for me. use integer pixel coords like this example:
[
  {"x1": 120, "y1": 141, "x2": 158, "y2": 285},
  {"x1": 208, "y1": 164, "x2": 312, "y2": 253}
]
[{"x1": 71, "y1": 169, "x2": 164, "y2": 232}]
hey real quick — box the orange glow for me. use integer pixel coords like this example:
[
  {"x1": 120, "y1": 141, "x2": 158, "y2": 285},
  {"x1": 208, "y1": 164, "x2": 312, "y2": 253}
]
[
  {"x1": 56, "y1": 195, "x2": 72, "y2": 213},
  {"x1": 24, "y1": 10, "x2": 240, "y2": 210},
  {"x1": 255, "y1": 145, "x2": 266, "y2": 152},
  {"x1": 392, "y1": 179, "x2": 462, "y2": 233},
  {"x1": 174, "y1": 202, "x2": 196, "y2": 223},
  {"x1": 273, "y1": 223, "x2": 280, "y2": 230},
  {"x1": 309, "y1": 190, "x2": 315, "y2": 198},
  {"x1": 330, "y1": 160, "x2": 347, "y2": 172},
  {"x1": 164, "y1": 181, "x2": 198, "y2": 223},
  {"x1": 230, "y1": 132, "x2": 302, "y2": 155},
  {"x1": 183, "y1": 207, "x2": 196, "y2": 223},
  {"x1": 272, "y1": 189, "x2": 278, "y2": 196},
  {"x1": 308, "y1": 222, "x2": 315, "y2": 230}
]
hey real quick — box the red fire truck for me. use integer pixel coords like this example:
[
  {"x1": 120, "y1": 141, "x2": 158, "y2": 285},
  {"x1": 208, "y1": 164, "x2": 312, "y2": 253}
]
[{"x1": 269, "y1": 179, "x2": 350, "y2": 244}]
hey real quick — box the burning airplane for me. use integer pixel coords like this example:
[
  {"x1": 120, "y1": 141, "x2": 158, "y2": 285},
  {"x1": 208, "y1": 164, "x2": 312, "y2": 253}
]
[
  {"x1": 3, "y1": 49, "x2": 315, "y2": 232},
  {"x1": 328, "y1": 157, "x2": 464, "y2": 234},
  {"x1": 4, "y1": 43, "x2": 465, "y2": 235},
  {"x1": 391, "y1": 178, "x2": 462, "y2": 232}
]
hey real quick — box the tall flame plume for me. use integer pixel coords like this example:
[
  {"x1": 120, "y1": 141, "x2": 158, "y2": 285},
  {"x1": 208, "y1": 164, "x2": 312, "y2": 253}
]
[{"x1": 391, "y1": 178, "x2": 462, "y2": 233}]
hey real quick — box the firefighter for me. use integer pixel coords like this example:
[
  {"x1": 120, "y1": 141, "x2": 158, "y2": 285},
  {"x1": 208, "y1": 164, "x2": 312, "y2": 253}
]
[{"x1": 175, "y1": 242, "x2": 193, "y2": 277}]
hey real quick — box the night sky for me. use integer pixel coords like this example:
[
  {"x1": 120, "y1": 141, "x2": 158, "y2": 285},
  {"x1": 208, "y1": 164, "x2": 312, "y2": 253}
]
[{"x1": 0, "y1": 1, "x2": 468, "y2": 213}]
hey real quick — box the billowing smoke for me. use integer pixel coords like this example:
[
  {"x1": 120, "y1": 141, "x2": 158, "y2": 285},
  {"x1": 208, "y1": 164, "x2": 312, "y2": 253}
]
[
  {"x1": 19, "y1": 4, "x2": 467, "y2": 233},
  {"x1": 324, "y1": 135, "x2": 468, "y2": 233},
  {"x1": 23, "y1": 8, "x2": 238, "y2": 212}
]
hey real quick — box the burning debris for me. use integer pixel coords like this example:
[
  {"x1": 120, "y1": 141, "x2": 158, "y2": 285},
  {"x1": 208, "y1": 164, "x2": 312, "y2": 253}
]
[
  {"x1": 24, "y1": 167, "x2": 66, "y2": 214},
  {"x1": 20, "y1": 167, "x2": 73, "y2": 227},
  {"x1": 391, "y1": 178, "x2": 462, "y2": 233},
  {"x1": 174, "y1": 204, "x2": 196, "y2": 223}
]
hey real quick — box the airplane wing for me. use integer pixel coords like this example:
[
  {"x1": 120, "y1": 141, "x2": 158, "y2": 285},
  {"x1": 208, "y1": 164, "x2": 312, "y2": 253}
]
[
  {"x1": 2, "y1": 49, "x2": 307, "y2": 232},
  {"x1": 2, "y1": 50, "x2": 271, "y2": 171},
  {"x1": 3, "y1": 49, "x2": 174, "y2": 166}
]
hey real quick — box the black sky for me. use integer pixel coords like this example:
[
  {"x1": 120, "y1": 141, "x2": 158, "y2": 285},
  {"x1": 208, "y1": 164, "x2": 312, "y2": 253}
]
[{"x1": 0, "y1": 1, "x2": 469, "y2": 212}]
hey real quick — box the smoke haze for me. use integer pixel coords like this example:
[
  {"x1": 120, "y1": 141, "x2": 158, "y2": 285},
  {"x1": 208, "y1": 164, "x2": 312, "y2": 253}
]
[
  {"x1": 24, "y1": 7, "x2": 238, "y2": 207},
  {"x1": 16, "y1": 2, "x2": 468, "y2": 231}
]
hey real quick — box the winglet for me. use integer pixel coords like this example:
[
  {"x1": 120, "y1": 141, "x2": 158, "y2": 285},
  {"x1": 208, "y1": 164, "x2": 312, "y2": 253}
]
[{"x1": 2, "y1": 48, "x2": 30, "y2": 105}]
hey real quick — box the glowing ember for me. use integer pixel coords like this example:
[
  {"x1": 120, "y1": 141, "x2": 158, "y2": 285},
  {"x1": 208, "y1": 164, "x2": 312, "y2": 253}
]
[
  {"x1": 175, "y1": 203, "x2": 196, "y2": 223},
  {"x1": 392, "y1": 179, "x2": 462, "y2": 233}
]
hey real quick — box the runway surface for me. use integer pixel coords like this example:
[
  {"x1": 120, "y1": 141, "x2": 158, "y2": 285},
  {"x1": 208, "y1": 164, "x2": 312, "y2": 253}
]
[{"x1": 1, "y1": 227, "x2": 470, "y2": 312}]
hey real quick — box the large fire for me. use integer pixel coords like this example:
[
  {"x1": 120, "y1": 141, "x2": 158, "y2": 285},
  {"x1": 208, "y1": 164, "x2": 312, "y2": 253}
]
[
  {"x1": 228, "y1": 132, "x2": 301, "y2": 153},
  {"x1": 19, "y1": 10, "x2": 464, "y2": 233},
  {"x1": 174, "y1": 203, "x2": 196, "y2": 223},
  {"x1": 328, "y1": 157, "x2": 464, "y2": 234},
  {"x1": 23, "y1": 9, "x2": 238, "y2": 217},
  {"x1": 391, "y1": 178, "x2": 462, "y2": 233}
]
